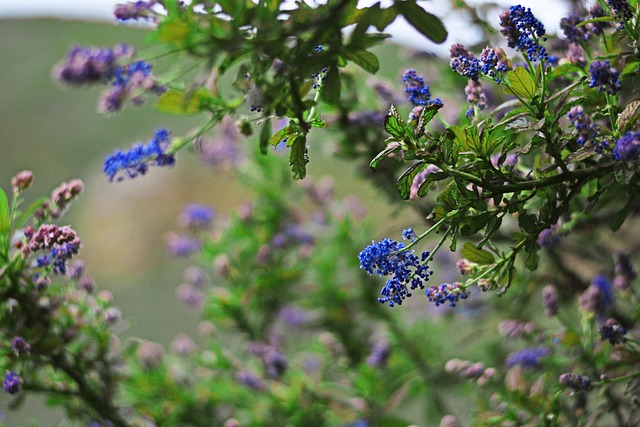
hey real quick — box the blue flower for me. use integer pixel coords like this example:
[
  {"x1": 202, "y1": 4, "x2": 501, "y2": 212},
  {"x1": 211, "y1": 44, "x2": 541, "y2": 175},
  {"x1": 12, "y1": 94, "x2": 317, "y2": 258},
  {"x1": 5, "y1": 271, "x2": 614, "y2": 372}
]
[
  {"x1": 425, "y1": 282, "x2": 469, "y2": 307},
  {"x1": 401, "y1": 228, "x2": 416, "y2": 241},
  {"x1": 613, "y1": 131, "x2": 640, "y2": 161},
  {"x1": 567, "y1": 106, "x2": 606, "y2": 152},
  {"x1": 104, "y1": 129, "x2": 175, "y2": 181},
  {"x1": 114, "y1": 1, "x2": 157, "y2": 21},
  {"x1": 505, "y1": 346, "x2": 550, "y2": 369},
  {"x1": 599, "y1": 319, "x2": 627, "y2": 344},
  {"x1": 589, "y1": 60, "x2": 621, "y2": 94},
  {"x1": 3, "y1": 372, "x2": 22, "y2": 395},
  {"x1": 560, "y1": 14, "x2": 590, "y2": 42},
  {"x1": 499, "y1": 5, "x2": 547, "y2": 62},
  {"x1": 607, "y1": 0, "x2": 634, "y2": 28},
  {"x1": 359, "y1": 237, "x2": 432, "y2": 307},
  {"x1": 560, "y1": 373, "x2": 591, "y2": 391},
  {"x1": 402, "y1": 70, "x2": 432, "y2": 106}
]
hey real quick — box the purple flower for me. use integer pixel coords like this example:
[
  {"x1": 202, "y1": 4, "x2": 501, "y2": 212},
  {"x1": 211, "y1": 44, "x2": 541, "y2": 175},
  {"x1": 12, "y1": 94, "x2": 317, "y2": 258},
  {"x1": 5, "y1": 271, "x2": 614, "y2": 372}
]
[
  {"x1": 11, "y1": 170, "x2": 33, "y2": 191},
  {"x1": 23, "y1": 224, "x2": 82, "y2": 275},
  {"x1": 114, "y1": 1, "x2": 157, "y2": 21},
  {"x1": 465, "y1": 80, "x2": 487, "y2": 110},
  {"x1": 579, "y1": 275, "x2": 615, "y2": 314},
  {"x1": 589, "y1": 4, "x2": 612, "y2": 35},
  {"x1": 166, "y1": 232, "x2": 202, "y2": 257},
  {"x1": 567, "y1": 43, "x2": 587, "y2": 67},
  {"x1": 599, "y1": 318, "x2": 627, "y2": 344},
  {"x1": 479, "y1": 46, "x2": 510, "y2": 82},
  {"x1": 366, "y1": 341, "x2": 391, "y2": 369},
  {"x1": 104, "y1": 129, "x2": 175, "y2": 181},
  {"x1": 176, "y1": 283, "x2": 204, "y2": 309},
  {"x1": 589, "y1": 60, "x2": 621, "y2": 94},
  {"x1": 179, "y1": 204, "x2": 215, "y2": 231},
  {"x1": 53, "y1": 45, "x2": 129, "y2": 85},
  {"x1": 567, "y1": 106, "x2": 605, "y2": 151},
  {"x1": 449, "y1": 44, "x2": 480, "y2": 81},
  {"x1": 613, "y1": 131, "x2": 640, "y2": 161},
  {"x1": 607, "y1": 0, "x2": 634, "y2": 28},
  {"x1": 3, "y1": 372, "x2": 22, "y2": 394},
  {"x1": 537, "y1": 224, "x2": 561, "y2": 249},
  {"x1": 542, "y1": 284, "x2": 559, "y2": 317},
  {"x1": 499, "y1": 6, "x2": 547, "y2": 62},
  {"x1": 560, "y1": 14, "x2": 590, "y2": 42},
  {"x1": 235, "y1": 371, "x2": 265, "y2": 391},
  {"x1": 505, "y1": 346, "x2": 550, "y2": 369},
  {"x1": 10, "y1": 337, "x2": 30, "y2": 356}
]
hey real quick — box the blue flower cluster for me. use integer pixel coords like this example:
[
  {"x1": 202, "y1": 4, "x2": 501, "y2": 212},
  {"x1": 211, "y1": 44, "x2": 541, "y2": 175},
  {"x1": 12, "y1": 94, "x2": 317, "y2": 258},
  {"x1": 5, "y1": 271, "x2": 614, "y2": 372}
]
[
  {"x1": 499, "y1": 5, "x2": 547, "y2": 62},
  {"x1": 53, "y1": 44, "x2": 134, "y2": 85},
  {"x1": 560, "y1": 14, "x2": 591, "y2": 42},
  {"x1": 402, "y1": 70, "x2": 432, "y2": 106},
  {"x1": 589, "y1": 60, "x2": 621, "y2": 94},
  {"x1": 103, "y1": 129, "x2": 175, "y2": 181},
  {"x1": 567, "y1": 106, "x2": 607, "y2": 152},
  {"x1": 505, "y1": 346, "x2": 550, "y2": 369},
  {"x1": 607, "y1": 0, "x2": 634, "y2": 28},
  {"x1": 425, "y1": 282, "x2": 469, "y2": 307},
  {"x1": 358, "y1": 236, "x2": 432, "y2": 307},
  {"x1": 613, "y1": 131, "x2": 640, "y2": 161},
  {"x1": 449, "y1": 44, "x2": 509, "y2": 83},
  {"x1": 3, "y1": 371, "x2": 21, "y2": 395},
  {"x1": 599, "y1": 319, "x2": 627, "y2": 344},
  {"x1": 179, "y1": 204, "x2": 215, "y2": 231}
]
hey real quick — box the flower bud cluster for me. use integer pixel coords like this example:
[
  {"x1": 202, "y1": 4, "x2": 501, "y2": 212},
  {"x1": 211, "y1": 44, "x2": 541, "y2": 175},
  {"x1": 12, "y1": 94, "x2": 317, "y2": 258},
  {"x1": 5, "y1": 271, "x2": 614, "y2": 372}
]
[
  {"x1": 559, "y1": 373, "x2": 591, "y2": 391},
  {"x1": 23, "y1": 224, "x2": 81, "y2": 275},
  {"x1": 445, "y1": 358, "x2": 496, "y2": 385}
]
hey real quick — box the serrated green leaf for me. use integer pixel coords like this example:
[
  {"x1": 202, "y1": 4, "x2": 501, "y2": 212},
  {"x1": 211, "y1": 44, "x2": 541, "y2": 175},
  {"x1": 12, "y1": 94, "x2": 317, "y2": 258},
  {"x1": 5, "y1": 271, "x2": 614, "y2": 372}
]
[
  {"x1": 616, "y1": 100, "x2": 640, "y2": 133},
  {"x1": 414, "y1": 102, "x2": 442, "y2": 137},
  {"x1": 384, "y1": 105, "x2": 406, "y2": 139},
  {"x1": 269, "y1": 127, "x2": 288, "y2": 147},
  {"x1": 0, "y1": 188, "x2": 9, "y2": 235},
  {"x1": 461, "y1": 242, "x2": 495, "y2": 265},
  {"x1": 344, "y1": 49, "x2": 379, "y2": 74},
  {"x1": 505, "y1": 67, "x2": 537, "y2": 100},
  {"x1": 394, "y1": 2, "x2": 447, "y2": 44},
  {"x1": 397, "y1": 162, "x2": 427, "y2": 200},
  {"x1": 417, "y1": 171, "x2": 448, "y2": 197},
  {"x1": 289, "y1": 135, "x2": 308, "y2": 180},
  {"x1": 370, "y1": 143, "x2": 401, "y2": 171}
]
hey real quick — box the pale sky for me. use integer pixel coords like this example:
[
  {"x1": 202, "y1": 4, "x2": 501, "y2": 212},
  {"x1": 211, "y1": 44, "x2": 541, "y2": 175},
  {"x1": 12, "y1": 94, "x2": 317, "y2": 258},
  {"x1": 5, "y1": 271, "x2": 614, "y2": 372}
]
[{"x1": 0, "y1": 0, "x2": 571, "y2": 54}]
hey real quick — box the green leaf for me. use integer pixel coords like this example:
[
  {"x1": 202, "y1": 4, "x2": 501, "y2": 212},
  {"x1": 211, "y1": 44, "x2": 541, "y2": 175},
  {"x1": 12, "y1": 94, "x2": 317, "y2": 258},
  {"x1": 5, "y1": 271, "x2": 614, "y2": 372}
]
[
  {"x1": 609, "y1": 198, "x2": 633, "y2": 231},
  {"x1": 260, "y1": 119, "x2": 272, "y2": 155},
  {"x1": 370, "y1": 143, "x2": 401, "y2": 171},
  {"x1": 524, "y1": 241, "x2": 539, "y2": 271},
  {"x1": 414, "y1": 102, "x2": 442, "y2": 137},
  {"x1": 517, "y1": 213, "x2": 538, "y2": 234},
  {"x1": 308, "y1": 116, "x2": 327, "y2": 128},
  {"x1": 0, "y1": 188, "x2": 9, "y2": 235},
  {"x1": 394, "y1": 2, "x2": 447, "y2": 44},
  {"x1": 343, "y1": 49, "x2": 379, "y2": 74},
  {"x1": 616, "y1": 100, "x2": 640, "y2": 133},
  {"x1": 321, "y1": 66, "x2": 341, "y2": 105},
  {"x1": 157, "y1": 18, "x2": 190, "y2": 47},
  {"x1": 417, "y1": 171, "x2": 448, "y2": 197},
  {"x1": 397, "y1": 162, "x2": 427, "y2": 200},
  {"x1": 156, "y1": 89, "x2": 210, "y2": 115},
  {"x1": 289, "y1": 135, "x2": 308, "y2": 180},
  {"x1": 461, "y1": 242, "x2": 495, "y2": 265},
  {"x1": 384, "y1": 105, "x2": 406, "y2": 139},
  {"x1": 505, "y1": 67, "x2": 537, "y2": 100}
]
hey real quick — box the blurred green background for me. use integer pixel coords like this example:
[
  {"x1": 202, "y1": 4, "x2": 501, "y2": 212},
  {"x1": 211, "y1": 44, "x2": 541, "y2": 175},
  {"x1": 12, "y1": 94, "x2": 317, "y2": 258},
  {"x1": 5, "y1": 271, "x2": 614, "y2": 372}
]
[{"x1": 0, "y1": 18, "x2": 421, "y2": 425}]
